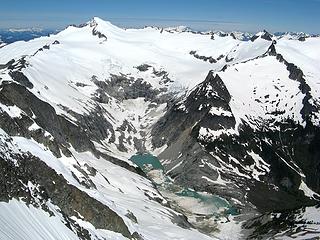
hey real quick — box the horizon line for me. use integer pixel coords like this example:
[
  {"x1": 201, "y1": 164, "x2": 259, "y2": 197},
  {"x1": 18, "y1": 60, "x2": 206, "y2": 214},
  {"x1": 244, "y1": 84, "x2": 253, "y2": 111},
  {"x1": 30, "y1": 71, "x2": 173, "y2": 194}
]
[{"x1": 0, "y1": 17, "x2": 319, "y2": 35}]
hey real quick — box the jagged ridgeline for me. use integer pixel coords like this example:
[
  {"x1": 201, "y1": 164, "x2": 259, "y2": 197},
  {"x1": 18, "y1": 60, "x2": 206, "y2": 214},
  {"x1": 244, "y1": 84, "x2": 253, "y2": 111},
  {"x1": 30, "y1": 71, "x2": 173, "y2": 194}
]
[{"x1": 0, "y1": 17, "x2": 319, "y2": 240}]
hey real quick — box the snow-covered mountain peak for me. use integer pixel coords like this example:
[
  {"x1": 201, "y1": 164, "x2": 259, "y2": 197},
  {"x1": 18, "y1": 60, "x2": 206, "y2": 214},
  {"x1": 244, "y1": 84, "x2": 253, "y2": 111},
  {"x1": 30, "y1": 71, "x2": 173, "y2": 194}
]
[
  {"x1": 250, "y1": 29, "x2": 274, "y2": 42},
  {"x1": 229, "y1": 31, "x2": 253, "y2": 41},
  {"x1": 89, "y1": 16, "x2": 125, "y2": 34},
  {"x1": 163, "y1": 25, "x2": 191, "y2": 33},
  {"x1": 91, "y1": 16, "x2": 107, "y2": 24}
]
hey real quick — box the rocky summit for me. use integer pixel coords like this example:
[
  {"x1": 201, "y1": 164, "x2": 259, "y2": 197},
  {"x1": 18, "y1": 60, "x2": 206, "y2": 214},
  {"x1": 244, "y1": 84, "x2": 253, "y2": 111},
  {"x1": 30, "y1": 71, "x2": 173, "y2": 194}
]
[{"x1": 0, "y1": 17, "x2": 319, "y2": 240}]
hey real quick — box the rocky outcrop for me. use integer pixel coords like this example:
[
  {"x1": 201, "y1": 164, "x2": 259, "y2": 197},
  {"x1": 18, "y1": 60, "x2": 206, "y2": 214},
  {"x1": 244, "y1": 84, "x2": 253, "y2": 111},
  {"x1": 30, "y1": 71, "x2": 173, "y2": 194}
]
[
  {"x1": 0, "y1": 149, "x2": 133, "y2": 239},
  {"x1": 244, "y1": 205, "x2": 320, "y2": 239},
  {"x1": 268, "y1": 42, "x2": 319, "y2": 124},
  {"x1": 0, "y1": 82, "x2": 95, "y2": 156},
  {"x1": 251, "y1": 30, "x2": 273, "y2": 42},
  {"x1": 0, "y1": 59, "x2": 15, "y2": 70},
  {"x1": 136, "y1": 64, "x2": 152, "y2": 72},
  {"x1": 8, "y1": 71, "x2": 33, "y2": 89},
  {"x1": 92, "y1": 28, "x2": 108, "y2": 40},
  {"x1": 89, "y1": 19, "x2": 108, "y2": 41},
  {"x1": 92, "y1": 72, "x2": 172, "y2": 106},
  {"x1": 189, "y1": 51, "x2": 225, "y2": 64},
  {"x1": 189, "y1": 51, "x2": 218, "y2": 63},
  {"x1": 260, "y1": 30, "x2": 273, "y2": 41}
]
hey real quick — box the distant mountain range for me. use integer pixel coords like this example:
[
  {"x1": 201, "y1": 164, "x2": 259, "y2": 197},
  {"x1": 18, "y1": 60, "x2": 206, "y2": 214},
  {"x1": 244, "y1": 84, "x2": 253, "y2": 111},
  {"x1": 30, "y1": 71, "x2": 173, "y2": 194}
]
[
  {"x1": 0, "y1": 28, "x2": 57, "y2": 44},
  {"x1": 0, "y1": 25, "x2": 318, "y2": 45}
]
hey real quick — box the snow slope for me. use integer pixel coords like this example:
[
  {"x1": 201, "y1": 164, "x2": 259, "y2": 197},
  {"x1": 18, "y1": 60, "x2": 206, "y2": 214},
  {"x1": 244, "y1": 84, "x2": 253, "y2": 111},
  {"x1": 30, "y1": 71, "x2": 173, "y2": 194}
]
[
  {"x1": 277, "y1": 37, "x2": 320, "y2": 115},
  {"x1": 0, "y1": 200, "x2": 79, "y2": 240}
]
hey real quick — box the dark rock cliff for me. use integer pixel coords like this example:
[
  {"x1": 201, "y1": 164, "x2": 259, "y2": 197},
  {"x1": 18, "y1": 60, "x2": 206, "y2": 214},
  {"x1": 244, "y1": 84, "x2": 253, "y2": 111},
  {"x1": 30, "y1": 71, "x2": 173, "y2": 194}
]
[{"x1": 151, "y1": 70, "x2": 320, "y2": 214}]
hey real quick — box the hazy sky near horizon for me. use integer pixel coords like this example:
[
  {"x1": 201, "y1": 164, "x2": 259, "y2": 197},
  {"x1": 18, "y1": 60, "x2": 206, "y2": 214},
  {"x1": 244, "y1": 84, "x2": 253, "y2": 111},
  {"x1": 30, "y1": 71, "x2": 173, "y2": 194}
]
[{"x1": 0, "y1": 0, "x2": 319, "y2": 33}]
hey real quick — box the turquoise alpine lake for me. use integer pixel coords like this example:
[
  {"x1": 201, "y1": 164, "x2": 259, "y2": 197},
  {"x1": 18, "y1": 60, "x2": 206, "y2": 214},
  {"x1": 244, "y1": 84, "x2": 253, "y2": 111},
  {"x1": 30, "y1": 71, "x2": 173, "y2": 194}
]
[
  {"x1": 130, "y1": 153, "x2": 238, "y2": 216},
  {"x1": 176, "y1": 188, "x2": 230, "y2": 209},
  {"x1": 130, "y1": 153, "x2": 164, "y2": 171}
]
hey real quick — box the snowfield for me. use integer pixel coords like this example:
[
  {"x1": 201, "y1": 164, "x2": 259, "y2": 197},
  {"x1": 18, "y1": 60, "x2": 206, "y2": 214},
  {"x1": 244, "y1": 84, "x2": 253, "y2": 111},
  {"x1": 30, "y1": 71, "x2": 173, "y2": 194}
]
[{"x1": 0, "y1": 199, "x2": 79, "y2": 240}]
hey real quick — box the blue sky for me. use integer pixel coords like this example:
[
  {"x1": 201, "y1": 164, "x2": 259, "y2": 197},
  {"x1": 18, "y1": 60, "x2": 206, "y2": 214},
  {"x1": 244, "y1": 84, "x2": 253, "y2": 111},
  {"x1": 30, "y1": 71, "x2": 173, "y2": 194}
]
[{"x1": 0, "y1": 0, "x2": 319, "y2": 33}]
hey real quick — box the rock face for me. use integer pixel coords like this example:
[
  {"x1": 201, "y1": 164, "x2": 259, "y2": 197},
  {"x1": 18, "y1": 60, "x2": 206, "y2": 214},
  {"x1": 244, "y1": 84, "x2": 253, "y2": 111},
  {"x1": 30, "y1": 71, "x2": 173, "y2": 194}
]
[
  {"x1": 152, "y1": 71, "x2": 246, "y2": 206},
  {"x1": 152, "y1": 71, "x2": 234, "y2": 148},
  {"x1": 251, "y1": 30, "x2": 273, "y2": 42},
  {"x1": 152, "y1": 69, "x2": 320, "y2": 213},
  {"x1": 243, "y1": 205, "x2": 320, "y2": 239},
  {"x1": 0, "y1": 140, "x2": 132, "y2": 239},
  {"x1": 0, "y1": 82, "x2": 95, "y2": 156},
  {"x1": 271, "y1": 48, "x2": 318, "y2": 123},
  {"x1": 9, "y1": 70, "x2": 33, "y2": 89},
  {"x1": 92, "y1": 74, "x2": 167, "y2": 103}
]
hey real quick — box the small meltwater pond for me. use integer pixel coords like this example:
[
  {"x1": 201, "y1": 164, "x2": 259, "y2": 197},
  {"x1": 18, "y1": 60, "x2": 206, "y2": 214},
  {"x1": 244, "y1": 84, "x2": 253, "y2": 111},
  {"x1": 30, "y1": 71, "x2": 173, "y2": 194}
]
[
  {"x1": 176, "y1": 189, "x2": 229, "y2": 209},
  {"x1": 130, "y1": 153, "x2": 238, "y2": 217},
  {"x1": 130, "y1": 153, "x2": 164, "y2": 171}
]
